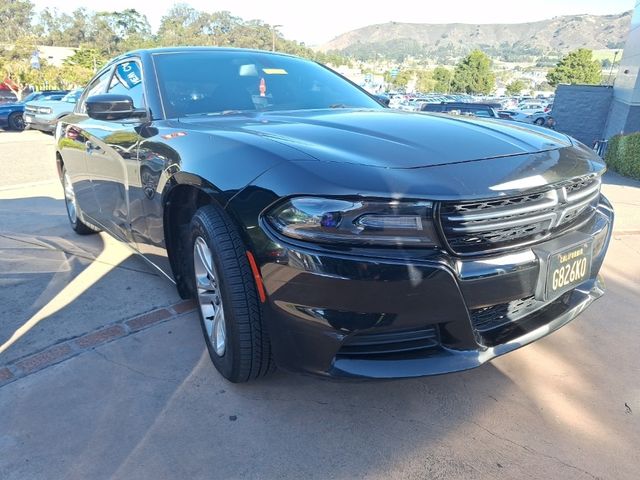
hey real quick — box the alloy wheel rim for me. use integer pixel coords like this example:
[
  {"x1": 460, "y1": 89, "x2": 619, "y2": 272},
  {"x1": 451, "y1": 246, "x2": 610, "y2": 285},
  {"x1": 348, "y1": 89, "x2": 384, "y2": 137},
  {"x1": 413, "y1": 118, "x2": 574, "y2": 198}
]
[
  {"x1": 193, "y1": 236, "x2": 226, "y2": 356},
  {"x1": 63, "y1": 172, "x2": 77, "y2": 225}
]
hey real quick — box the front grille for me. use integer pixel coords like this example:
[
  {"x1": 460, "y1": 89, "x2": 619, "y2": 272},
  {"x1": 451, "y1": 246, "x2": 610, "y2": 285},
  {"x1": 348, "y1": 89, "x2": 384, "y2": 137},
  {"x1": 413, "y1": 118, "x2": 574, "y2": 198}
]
[
  {"x1": 438, "y1": 175, "x2": 601, "y2": 255},
  {"x1": 337, "y1": 327, "x2": 439, "y2": 358},
  {"x1": 470, "y1": 296, "x2": 542, "y2": 332}
]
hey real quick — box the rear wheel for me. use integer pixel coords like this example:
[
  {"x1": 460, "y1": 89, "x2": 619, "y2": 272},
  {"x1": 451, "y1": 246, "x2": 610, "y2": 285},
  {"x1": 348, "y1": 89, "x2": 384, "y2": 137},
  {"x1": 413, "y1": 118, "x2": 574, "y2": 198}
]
[
  {"x1": 62, "y1": 167, "x2": 97, "y2": 235},
  {"x1": 534, "y1": 117, "x2": 545, "y2": 126},
  {"x1": 190, "y1": 204, "x2": 273, "y2": 383},
  {"x1": 8, "y1": 112, "x2": 25, "y2": 131}
]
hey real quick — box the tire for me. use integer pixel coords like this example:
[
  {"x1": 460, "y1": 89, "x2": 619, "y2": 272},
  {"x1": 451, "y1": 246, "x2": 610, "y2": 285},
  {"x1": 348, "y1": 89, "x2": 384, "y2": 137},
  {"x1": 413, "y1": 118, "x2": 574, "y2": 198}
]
[
  {"x1": 61, "y1": 166, "x2": 97, "y2": 235},
  {"x1": 534, "y1": 117, "x2": 545, "y2": 126},
  {"x1": 190, "y1": 204, "x2": 273, "y2": 382},
  {"x1": 8, "y1": 112, "x2": 25, "y2": 131}
]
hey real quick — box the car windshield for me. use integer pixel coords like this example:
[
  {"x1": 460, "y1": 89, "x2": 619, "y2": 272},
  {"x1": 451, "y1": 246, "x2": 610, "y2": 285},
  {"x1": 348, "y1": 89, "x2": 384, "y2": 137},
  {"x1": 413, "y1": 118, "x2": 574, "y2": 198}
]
[
  {"x1": 21, "y1": 92, "x2": 40, "y2": 103},
  {"x1": 153, "y1": 50, "x2": 382, "y2": 118},
  {"x1": 63, "y1": 90, "x2": 82, "y2": 103}
]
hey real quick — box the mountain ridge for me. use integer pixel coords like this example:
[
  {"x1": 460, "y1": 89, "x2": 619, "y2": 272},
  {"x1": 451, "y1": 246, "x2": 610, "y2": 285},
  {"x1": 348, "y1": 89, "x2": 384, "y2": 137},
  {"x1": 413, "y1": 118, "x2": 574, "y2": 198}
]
[{"x1": 317, "y1": 11, "x2": 632, "y2": 62}]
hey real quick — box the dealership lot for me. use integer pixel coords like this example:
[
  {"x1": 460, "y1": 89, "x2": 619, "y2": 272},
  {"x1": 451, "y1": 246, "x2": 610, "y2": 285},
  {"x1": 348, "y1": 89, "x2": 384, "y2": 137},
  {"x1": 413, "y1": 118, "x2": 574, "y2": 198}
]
[{"x1": 1, "y1": 131, "x2": 639, "y2": 479}]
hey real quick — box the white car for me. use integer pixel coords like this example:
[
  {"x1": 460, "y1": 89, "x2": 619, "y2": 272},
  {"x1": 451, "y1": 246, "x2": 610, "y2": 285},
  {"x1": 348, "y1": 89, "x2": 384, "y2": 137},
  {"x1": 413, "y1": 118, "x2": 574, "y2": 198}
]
[{"x1": 516, "y1": 103, "x2": 546, "y2": 113}]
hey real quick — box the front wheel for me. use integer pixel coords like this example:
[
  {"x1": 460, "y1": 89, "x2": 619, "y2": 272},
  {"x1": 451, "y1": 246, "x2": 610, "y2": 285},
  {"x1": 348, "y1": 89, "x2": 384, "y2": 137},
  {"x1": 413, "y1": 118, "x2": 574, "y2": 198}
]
[
  {"x1": 534, "y1": 117, "x2": 545, "y2": 126},
  {"x1": 8, "y1": 112, "x2": 25, "y2": 131},
  {"x1": 190, "y1": 204, "x2": 274, "y2": 383}
]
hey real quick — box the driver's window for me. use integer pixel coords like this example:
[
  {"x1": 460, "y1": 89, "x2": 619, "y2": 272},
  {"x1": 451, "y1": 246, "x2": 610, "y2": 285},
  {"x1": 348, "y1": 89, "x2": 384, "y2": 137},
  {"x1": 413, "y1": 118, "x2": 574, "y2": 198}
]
[
  {"x1": 78, "y1": 69, "x2": 112, "y2": 114},
  {"x1": 108, "y1": 60, "x2": 145, "y2": 109}
]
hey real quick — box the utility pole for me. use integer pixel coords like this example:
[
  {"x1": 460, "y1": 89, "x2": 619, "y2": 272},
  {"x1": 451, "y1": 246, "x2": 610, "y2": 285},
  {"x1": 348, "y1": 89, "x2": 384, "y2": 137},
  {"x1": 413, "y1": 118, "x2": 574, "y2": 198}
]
[{"x1": 272, "y1": 25, "x2": 283, "y2": 51}]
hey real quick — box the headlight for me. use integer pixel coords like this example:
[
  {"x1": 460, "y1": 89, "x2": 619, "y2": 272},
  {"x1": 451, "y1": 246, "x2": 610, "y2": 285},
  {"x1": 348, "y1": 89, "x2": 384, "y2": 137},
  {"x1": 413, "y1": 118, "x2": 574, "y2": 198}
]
[
  {"x1": 265, "y1": 197, "x2": 439, "y2": 247},
  {"x1": 38, "y1": 107, "x2": 52, "y2": 114}
]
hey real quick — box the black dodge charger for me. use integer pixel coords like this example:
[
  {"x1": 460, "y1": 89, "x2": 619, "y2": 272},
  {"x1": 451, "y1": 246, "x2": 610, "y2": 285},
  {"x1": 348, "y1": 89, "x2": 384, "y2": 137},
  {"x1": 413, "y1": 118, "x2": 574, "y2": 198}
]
[{"x1": 56, "y1": 48, "x2": 613, "y2": 382}]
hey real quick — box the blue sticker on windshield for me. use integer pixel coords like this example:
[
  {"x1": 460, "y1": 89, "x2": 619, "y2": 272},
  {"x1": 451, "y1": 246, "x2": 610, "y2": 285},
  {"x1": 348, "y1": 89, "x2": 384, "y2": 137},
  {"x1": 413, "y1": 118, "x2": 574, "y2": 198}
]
[{"x1": 116, "y1": 62, "x2": 142, "y2": 89}]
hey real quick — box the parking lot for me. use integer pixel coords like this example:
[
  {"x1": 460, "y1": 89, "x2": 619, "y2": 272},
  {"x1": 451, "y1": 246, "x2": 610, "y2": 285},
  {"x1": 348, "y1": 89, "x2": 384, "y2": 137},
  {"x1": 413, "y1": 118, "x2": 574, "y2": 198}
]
[{"x1": 0, "y1": 130, "x2": 639, "y2": 479}]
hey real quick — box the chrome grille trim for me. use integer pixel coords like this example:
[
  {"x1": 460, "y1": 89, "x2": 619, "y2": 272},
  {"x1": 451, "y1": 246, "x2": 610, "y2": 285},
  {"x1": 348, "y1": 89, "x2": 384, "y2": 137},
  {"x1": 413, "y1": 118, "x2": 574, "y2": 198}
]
[{"x1": 438, "y1": 175, "x2": 602, "y2": 255}]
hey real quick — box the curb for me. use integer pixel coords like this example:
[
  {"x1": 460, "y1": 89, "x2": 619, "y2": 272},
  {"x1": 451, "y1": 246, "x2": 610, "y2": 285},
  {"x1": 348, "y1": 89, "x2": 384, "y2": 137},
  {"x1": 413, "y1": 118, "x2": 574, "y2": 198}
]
[{"x1": 0, "y1": 299, "x2": 196, "y2": 388}]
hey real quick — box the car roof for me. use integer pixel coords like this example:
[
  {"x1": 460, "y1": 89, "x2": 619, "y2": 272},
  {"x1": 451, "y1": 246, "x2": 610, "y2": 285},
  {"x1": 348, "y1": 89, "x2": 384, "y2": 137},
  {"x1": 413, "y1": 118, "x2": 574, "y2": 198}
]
[{"x1": 112, "y1": 46, "x2": 301, "y2": 63}]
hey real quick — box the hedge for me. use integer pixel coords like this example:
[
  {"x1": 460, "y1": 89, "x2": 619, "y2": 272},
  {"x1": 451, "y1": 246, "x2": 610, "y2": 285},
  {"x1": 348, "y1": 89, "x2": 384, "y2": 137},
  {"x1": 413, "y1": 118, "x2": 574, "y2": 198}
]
[{"x1": 605, "y1": 133, "x2": 640, "y2": 180}]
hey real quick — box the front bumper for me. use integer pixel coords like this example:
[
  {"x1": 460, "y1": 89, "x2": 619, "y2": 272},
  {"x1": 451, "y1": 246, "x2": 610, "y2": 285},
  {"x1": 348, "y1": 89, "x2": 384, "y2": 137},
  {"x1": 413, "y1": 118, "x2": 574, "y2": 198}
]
[
  {"x1": 259, "y1": 196, "x2": 614, "y2": 379},
  {"x1": 24, "y1": 115, "x2": 56, "y2": 133}
]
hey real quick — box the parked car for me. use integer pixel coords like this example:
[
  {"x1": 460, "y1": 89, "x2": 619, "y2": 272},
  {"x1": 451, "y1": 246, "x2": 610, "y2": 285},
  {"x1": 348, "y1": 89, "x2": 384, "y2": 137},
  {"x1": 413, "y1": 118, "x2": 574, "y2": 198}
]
[
  {"x1": 21, "y1": 90, "x2": 70, "y2": 103},
  {"x1": 0, "y1": 90, "x2": 72, "y2": 131},
  {"x1": 499, "y1": 110, "x2": 554, "y2": 128},
  {"x1": 57, "y1": 47, "x2": 613, "y2": 383},
  {"x1": 421, "y1": 102, "x2": 500, "y2": 118},
  {"x1": 0, "y1": 90, "x2": 18, "y2": 104},
  {"x1": 0, "y1": 103, "x2": 26, "y2": 131},
  {"x1": 525, "y1": 111, "x2": 554, "y2": 126},
  {"x1": 516, "y1": 102, "x2": 546, "y2": 114},
  {"x1": 25, "y1": 89, "x2": 83, "y2": 133},
  {"x1": 498, "y1": 110, "x2": 533, "y2": 122}
]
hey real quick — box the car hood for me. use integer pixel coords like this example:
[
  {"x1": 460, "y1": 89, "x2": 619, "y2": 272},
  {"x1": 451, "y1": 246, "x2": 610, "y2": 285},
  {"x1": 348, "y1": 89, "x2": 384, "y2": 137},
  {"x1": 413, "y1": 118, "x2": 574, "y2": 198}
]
[
  {"x1": 181, "y1": 109, "x2": 572, "y2": 169},
  {"x1": 27, "y1": 100, "x2": 74, "y2": 109},
  {"x1": 0, "y1": 102, "x2": 23, "y2": 110}
]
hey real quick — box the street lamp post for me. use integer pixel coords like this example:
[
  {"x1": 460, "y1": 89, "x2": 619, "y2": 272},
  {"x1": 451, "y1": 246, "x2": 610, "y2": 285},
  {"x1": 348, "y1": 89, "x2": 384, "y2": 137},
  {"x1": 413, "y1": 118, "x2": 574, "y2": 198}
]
[{"x1": 272, "y1": 24, "x2": 283, "y2": 52}]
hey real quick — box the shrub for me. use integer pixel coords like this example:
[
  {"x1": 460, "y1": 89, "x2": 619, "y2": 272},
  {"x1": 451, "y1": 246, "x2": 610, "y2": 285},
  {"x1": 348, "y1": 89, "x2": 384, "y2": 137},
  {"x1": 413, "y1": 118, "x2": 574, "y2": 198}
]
[{"x1": 605, "y1": 133, "x2": 640, "y2": 180}]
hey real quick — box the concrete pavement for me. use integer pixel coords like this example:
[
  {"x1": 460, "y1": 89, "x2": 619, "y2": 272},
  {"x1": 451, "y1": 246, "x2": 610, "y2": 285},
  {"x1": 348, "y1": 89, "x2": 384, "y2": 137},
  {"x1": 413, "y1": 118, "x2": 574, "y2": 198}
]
[
  {"x1": 0, "y1": 131, "x2": 180, "y2": 364},
  {"x1": 1, "y1": 130, "x2": 639, "y2": 479}
]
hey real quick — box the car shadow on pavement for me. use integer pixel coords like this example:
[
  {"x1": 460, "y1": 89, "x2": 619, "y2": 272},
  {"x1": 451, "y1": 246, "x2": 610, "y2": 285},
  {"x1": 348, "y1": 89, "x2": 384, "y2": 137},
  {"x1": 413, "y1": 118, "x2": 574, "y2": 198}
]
[
  {"x1": 0, "y1": 195, "x2": 180, "y2": 366},
  {"x1": 2, "y1": 273, "x2": 635, "y2": 480}
]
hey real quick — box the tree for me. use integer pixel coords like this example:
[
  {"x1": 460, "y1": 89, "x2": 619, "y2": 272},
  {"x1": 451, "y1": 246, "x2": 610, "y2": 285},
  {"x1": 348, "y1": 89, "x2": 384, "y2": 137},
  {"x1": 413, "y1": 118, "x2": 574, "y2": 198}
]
[
  {"x1": 432, "y1": 66, "x2": 452, "y2": 93},
  {"x1": 63, "y1": 48, "x2": 106, "y2": 71},
  {"x1": 505, "y1": 79, "x2": 526, "y2": 96},
  {"x1": 415, "y1": 70, "x2": 435, "y2": 92},
  {"x1": 0, "y1": 0, "x2": 35, "y2": 43},
  {"x1": 546, "y1": 49, "x2": 602, "y2": 86},
  {"x1": 451, "y1": 50, "x2": 495, "y2": 95},
  {"x1": 1, "y1": 60, "x2": 38, "y2": 99},
  {"x1": 91, "y1": 10, "x2": 152, "y2": 55}
]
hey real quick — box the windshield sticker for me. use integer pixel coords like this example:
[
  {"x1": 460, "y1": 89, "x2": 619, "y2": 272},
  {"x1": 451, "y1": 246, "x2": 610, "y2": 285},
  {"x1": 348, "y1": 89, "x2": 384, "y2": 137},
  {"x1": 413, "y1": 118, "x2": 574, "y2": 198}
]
[
  {"x1": 262, "y1": 68, "x2": 288, "y2": 75},
  {"x1": 115, "y1": 62, "x2": 142, "y2": 90}
]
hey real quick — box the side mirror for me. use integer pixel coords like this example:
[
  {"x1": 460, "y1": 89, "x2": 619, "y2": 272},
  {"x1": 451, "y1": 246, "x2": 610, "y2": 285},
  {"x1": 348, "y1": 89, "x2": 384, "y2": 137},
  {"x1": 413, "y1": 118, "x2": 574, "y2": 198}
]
[
  {"x1": 373, "y1": 94, "x2": 390, "y2": 107},
  {"x1": 86, "y1": 94, "x2": 146, "y2": 121}
]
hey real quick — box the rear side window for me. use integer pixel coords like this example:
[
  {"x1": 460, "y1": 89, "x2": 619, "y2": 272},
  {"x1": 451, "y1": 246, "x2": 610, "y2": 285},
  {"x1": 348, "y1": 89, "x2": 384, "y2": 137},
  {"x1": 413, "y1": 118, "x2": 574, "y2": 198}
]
[{"x1": 108, "y1": 60, "x2": 145, "y2": 109}]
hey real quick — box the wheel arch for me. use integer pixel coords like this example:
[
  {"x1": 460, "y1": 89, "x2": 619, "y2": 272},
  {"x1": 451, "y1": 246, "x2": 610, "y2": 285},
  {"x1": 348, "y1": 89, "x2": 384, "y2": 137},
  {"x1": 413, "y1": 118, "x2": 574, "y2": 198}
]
[
  {"x1": 55, "y1": 151, "x2": 64, "y2": 181},
  {"x1": 162, "y1": 172, "x2": 251, "y2": 299}
]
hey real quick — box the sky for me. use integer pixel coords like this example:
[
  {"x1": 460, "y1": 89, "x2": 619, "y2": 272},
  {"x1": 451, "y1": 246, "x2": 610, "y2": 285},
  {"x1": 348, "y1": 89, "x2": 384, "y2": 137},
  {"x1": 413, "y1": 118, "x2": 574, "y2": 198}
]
[{"x1": 31, "y1": 0, "x2": 635, "y2": 46}]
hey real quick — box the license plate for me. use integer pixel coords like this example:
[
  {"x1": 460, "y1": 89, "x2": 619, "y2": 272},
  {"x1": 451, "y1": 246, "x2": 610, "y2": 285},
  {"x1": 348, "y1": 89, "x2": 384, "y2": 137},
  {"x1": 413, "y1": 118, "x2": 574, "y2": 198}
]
[{"x1": 546, "y1": 241, "x2": 593, "y2": 298}]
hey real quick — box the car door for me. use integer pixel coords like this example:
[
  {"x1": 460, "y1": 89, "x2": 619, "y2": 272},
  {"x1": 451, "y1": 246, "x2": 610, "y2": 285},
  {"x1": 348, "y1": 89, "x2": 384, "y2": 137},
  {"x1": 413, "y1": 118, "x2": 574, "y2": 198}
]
[
  {"x1": 86, "y1": 59, "x2": 146, "y2": 243},
  {"x1": 61, "y1": 69, "x2": 112, "y2": 224}
]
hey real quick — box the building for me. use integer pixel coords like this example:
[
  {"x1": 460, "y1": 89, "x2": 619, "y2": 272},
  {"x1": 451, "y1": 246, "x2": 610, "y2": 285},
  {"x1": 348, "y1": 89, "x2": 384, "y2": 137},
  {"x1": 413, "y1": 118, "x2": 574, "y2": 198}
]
[
  {"x1": 552, "y1": 2, "x2": 640, "y2": 146},
  {"x1": 604, "y1": 0, "x2": 640, "y2": 138},
  {"x1": 36, "y1": 46, "x2": 77, "y2": 68}
]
